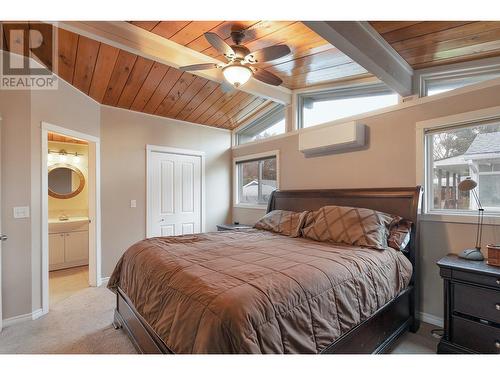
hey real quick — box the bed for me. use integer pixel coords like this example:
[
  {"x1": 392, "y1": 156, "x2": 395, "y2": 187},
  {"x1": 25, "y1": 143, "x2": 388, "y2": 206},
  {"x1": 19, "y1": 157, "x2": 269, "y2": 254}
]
[{"x1": 109, "y1": 187, "x2": 422, "y2": 354}]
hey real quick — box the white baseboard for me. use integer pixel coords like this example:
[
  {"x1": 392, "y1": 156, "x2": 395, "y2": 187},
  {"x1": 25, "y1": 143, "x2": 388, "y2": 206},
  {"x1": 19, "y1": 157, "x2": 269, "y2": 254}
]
[
  {"x1": 99, "y1": 276, "x2": 110, "y2": 286},
  {"x1": 2, "y1": 308, "x2": 46, "y2": 327},
  {"x1": 419, "y1": 311, "x2": 444, "y2": 328},
  {"x1": 32, "y1": 308, "x2": 44, "y2": 320},
  {"x1": 2, "y1": 312, "x2": 33, "y2": 328}
]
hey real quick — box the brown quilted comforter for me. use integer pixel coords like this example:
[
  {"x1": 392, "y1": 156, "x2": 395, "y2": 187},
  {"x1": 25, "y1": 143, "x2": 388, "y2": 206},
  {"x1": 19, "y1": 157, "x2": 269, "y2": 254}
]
[{"x1": 108, "y1": 229, "x2": 412, "y2": 354}]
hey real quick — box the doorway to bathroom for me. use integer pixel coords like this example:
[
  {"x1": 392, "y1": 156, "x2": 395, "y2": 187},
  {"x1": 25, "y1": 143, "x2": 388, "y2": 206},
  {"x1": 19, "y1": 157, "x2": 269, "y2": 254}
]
[
  {"x1": 41, "y1": 122, "x2": 101, "y2": 315},
  {"x1": 47, "y1": 132, "x2": 89, "y2": 305}
]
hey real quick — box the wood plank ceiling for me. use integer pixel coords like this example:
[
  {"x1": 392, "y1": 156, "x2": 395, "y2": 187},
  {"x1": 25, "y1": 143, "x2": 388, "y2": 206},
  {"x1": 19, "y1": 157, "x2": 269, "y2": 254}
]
[
  {"x1": 370, "y1": 21, "x2": 500, "y2": 69},
  {"x1": 1, "y1": 22, "x2": 274, "y2": 130},
  {"x1": 48, "y1": 132, "x2": 88, "y2": 145},
  {"x1": 128, "y1": 21, "x2": 369, "y2": 89}
]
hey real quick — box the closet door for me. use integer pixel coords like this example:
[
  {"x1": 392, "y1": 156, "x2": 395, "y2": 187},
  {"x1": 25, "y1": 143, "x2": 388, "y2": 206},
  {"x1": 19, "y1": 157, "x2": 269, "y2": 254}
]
[{"x1": 149, "y1": 151, "x2": 202, "y2": 237}]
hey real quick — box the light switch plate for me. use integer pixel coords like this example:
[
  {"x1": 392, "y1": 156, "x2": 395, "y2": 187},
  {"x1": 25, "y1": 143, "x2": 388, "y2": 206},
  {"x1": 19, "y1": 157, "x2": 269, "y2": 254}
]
[
  {"x1": 130, "y1": 200, "x2": 137, "y2": 208},
  {"x1": 13, "y1": 206, "x2": 30, "y2": 218}
]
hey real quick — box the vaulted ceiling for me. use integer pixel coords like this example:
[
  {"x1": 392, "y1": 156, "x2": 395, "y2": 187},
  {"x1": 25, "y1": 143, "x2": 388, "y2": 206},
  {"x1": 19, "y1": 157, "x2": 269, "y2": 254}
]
[
  {"x1": 128, "y1": 21, "x2": 369, "y2": 89},
  {"x1": 370, "y1": 21, "x2": 500, "y2": 69},
  {"x1": 3, "y1": 21, "x2": 500, "y2": 130},
  {"x1": 1, "y1": 22, "x2": 274, "y2": 129}
]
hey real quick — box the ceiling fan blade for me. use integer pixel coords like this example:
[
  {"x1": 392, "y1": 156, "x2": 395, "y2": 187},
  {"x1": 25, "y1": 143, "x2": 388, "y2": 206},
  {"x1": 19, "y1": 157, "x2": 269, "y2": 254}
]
[
  {"x1": 252, "y1": 68, "x2": 283, "y2": 86},
  {"x1": 204, "y1": 32, "x2": 235, "y2": 58},
  {"x1": 245, "y1": 45, "x2": 291, "y2": 64},
  {"x1": 179, "y1": 63, "x2": 219, "y2": 72}
]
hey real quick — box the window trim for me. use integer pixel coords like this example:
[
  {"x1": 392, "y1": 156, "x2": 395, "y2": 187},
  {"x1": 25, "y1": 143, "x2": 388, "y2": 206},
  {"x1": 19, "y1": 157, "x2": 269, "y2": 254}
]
[
  {"x1": 233, "y1": 150, "x2": 280, "y2": 209},
  {"x1": 419, "y1": 63, "x2": 500, "y2": 97},
  {"x1": 416, "y1": 105, "x2": 500, "y2": 220},
  {"x1": 235, "y1": 105, "x2": 285, "y2": 145},
  {"x1": 297, "y1": 83, "x2": 397, "y2": 129}
]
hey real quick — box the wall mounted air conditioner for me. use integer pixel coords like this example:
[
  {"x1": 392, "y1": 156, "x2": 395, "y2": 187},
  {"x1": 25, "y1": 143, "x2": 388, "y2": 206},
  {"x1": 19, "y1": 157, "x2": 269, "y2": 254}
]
[{"x1": 298, "y1": 121, "x2": 366, "y2": 157}]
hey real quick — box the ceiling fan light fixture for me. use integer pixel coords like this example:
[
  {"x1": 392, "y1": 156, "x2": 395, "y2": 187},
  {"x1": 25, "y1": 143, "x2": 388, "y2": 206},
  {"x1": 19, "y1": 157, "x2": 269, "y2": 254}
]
[{"x1": 222, "y1": 64, "x2": 252, "y2": 87}]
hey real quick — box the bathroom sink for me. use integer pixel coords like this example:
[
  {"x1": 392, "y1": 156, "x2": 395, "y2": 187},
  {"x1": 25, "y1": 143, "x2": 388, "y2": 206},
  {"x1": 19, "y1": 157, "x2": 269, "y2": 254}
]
[{"x1": 49, "y1": 217, "x2": 89, "y2": 233}]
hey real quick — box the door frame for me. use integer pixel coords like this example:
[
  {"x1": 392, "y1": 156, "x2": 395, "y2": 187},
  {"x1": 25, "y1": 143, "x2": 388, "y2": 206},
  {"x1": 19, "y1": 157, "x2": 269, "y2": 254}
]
[
  {"x1": 146, "y1": 145, "x2": 206, "y2": 238},
  {"x1": 41, "y1": 121, "x2": 101, "y2": 315}
]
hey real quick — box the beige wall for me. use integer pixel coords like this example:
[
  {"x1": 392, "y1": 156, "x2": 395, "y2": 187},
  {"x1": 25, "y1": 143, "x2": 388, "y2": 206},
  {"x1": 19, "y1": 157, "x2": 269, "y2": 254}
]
[
  {"x1": 99, "y1": 106, "x2": 232, "y2": 277},
  {"x1": 233, "y1": 84, "x2": 500, "y2": 322},
  {"x1": 1, "y1": 67, "x2": 100, "y2": 319},
  {"x1": 0, "y1": 89, "x2": 32, "y2": 319}
]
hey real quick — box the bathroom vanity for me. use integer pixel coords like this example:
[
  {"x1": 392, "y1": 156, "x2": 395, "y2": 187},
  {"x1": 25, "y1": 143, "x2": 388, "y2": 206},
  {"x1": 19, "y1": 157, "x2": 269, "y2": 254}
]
[{"x1": 49, "y1": 218, "x2": 89, "y2": 271}]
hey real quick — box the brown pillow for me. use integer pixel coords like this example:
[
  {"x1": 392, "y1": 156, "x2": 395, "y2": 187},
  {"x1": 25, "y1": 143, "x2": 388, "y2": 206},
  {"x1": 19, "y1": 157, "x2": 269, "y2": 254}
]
[
  {"x1": 254, "y1": 210, "x2": 309, "y2": 237},
  {"x1": 388, "y1": 219, "x2": 412, "y2": 251},
  {"x1": 301, "y1": 205, "x2": 397, "y2": 250}
]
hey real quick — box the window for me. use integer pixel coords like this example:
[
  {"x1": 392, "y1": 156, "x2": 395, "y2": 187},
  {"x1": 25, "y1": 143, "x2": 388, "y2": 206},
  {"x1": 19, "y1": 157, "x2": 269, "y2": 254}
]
[
  {"x1": 236, "y1": 105, "x2": 285, "y2": 145},
  {"x1": 235, "y1": 152, "x2": 278, "y2": 206},
  {"x1": 422, "y1": 68, "x2": 500, "y2": 97},
  {"x1": 298, "y1": 84, "x2": 399, "y2": 128},
  {"x1": 425, "y1": 120, "x2": 500, "y2": 213}
]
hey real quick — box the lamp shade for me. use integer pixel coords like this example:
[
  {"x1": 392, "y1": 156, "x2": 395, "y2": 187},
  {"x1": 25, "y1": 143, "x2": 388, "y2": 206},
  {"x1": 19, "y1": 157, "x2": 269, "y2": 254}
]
[
  {"x1": 222, "y1": 64, "x2": 252, "y2": 87},
  {"x1": 458, "y1": 177, "x2": 477, "y2": 192}
]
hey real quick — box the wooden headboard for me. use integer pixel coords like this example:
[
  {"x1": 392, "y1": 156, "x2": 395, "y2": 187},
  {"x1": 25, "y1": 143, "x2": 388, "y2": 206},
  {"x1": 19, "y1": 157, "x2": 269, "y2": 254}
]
[{"x1": 267, "y1": 187, "x2": 421, "y2": 223}]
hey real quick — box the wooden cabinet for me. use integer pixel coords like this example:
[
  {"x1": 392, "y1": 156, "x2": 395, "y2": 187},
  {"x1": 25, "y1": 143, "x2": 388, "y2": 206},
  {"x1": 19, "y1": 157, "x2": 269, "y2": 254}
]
[
  {"x1": 437, "y1": 255, "x2": 500, "y2": 354},
  {"x1": 49, "y1": 229, "x2": 88, "y2": 271}
]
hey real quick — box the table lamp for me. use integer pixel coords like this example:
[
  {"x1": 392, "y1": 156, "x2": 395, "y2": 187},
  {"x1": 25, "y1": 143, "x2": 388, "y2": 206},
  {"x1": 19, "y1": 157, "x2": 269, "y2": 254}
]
[{"x1": 457, "y1": 177, "x2": 484, "y2": 261}]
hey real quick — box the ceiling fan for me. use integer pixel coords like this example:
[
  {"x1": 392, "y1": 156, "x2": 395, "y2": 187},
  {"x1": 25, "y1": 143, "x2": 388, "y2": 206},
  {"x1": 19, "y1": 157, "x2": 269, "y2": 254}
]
[{"x1": 179, "y1": 30, "x2": 291, "y2": 88}]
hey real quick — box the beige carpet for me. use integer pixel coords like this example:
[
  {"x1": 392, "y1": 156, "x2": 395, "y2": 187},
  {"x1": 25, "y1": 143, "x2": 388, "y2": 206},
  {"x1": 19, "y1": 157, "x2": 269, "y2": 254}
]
[
  {"x1": 0, "y1": 285, "x2": 136, "y2": 354},
  {"x1": 0, "y1": 283, "x2": 438, "y2": 354}
]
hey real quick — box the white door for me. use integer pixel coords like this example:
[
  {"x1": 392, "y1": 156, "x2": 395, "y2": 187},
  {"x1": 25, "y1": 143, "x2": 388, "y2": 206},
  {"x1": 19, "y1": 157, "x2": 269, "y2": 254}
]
[{"x1": 149, "y1": 151, "x2": 202, "y2": 237}]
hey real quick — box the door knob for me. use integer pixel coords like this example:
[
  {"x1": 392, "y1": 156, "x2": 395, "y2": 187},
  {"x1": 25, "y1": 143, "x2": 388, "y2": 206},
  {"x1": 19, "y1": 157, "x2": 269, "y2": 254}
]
[{"x1": 0, "y1": 234, "x2": 7, "y2": 241}]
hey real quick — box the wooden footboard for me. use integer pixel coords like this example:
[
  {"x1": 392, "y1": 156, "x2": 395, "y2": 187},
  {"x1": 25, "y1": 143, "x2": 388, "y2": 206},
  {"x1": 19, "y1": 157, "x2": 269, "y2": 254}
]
[{"x1": 114, "y1": 287, "x2": 172, "y2": 354}]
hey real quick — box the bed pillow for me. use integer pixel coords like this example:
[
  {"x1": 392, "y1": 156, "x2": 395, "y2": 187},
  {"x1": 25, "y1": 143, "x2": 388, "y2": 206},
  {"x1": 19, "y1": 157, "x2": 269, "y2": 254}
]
[
  {"x1": 254, "y1": 210, "x2": 309, "y2": 237},
  {"x1": 387, "y1": 219, "x2": 412, "y2": 251},
  {"x1": 301, "y1": 205, "x2": 397, "y2": 250}
]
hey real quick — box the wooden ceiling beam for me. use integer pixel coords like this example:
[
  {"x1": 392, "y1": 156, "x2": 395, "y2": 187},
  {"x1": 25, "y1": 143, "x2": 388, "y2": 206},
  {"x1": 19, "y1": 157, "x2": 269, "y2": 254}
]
[
  {"x1": 304, "y1": 21, "x2": 414, "y2": 96},
  {"x1": 52, "y1": 21, "x2": 292, "y2": 105}
]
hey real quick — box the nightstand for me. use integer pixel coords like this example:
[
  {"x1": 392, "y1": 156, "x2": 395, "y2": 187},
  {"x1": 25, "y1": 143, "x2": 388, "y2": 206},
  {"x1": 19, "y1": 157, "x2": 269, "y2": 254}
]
[
  {"x1": 216, "y1": 224, "x2": 252, "y2": 231},
  {"x1": 437, "y1": 255, "x2": 500, "y2": 354}
]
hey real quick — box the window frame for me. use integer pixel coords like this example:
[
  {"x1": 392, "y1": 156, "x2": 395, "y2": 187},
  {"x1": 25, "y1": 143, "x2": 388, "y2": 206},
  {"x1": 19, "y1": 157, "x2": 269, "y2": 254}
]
[
  {"x1": 235, "y1": 105, "x2": 285, "y2": 145},
  {"x1": 416, "y1": 105, "x2": 500, "y2": 223},
  {"x1": 297, "y1": 83, "x2": 398, "y2": 129},
  {"x1": 419, "y1": 64, "x2": 500, "y2": 97},
  {"x1": 233, "y1": 150, "x2": 280, "y2": 209}
]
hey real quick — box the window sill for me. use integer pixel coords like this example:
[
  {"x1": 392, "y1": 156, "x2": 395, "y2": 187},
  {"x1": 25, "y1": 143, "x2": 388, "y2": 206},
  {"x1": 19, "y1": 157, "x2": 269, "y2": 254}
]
[
  {"x1": 420, "y1": 212, "x2": 500, "y2": 225},
  {"x1": 233, "y1": 204, "x2": 268, "y2": 210}
]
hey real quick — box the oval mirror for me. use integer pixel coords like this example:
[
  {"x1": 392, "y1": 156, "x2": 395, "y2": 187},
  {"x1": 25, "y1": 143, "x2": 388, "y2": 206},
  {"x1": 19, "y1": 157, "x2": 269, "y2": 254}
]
[{"x1": 48, "y1": 164, "x2": 85, "y2": 199}]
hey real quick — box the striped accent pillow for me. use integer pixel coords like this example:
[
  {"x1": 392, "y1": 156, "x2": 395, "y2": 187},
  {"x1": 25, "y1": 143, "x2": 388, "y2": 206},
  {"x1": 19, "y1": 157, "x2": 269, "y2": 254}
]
[
  {"x1": 254, "y1": 210, "x2": 309, "y2": 237},
  {"x1": 301, "y1": 205, "x2": 397, "y2": 250}
]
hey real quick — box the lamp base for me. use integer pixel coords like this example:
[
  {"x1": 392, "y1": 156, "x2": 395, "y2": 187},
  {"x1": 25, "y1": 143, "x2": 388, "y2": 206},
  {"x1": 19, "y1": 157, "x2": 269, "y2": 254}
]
[{"x1": 458, "y1": 248, "x2": 485, "y2": 261}]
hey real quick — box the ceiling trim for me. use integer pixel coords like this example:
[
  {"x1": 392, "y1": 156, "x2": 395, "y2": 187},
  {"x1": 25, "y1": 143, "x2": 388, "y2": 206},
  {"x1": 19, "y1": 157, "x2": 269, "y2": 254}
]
[
  {"x1": 52, "y1": 21, "x2": 292, "y2": 105},
  {"x1": 304, "y1": 21, "x2": 414, "y2": 96}
]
